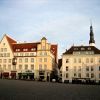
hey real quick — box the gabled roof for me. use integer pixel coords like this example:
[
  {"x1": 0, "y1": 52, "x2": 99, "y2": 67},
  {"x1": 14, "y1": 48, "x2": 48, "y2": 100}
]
[
  {"x1": 63, "y1": 46, "x2": 100, "y2": 55},
  {"x1": 6, "y1": 35, "x2": 17, "y2": 44},
  {"x1": 4, "y1": 35, "x2": 17, "y2": 52},
  {"x1": 41, "y1": 37, "x2": 47, "y2": 40}
]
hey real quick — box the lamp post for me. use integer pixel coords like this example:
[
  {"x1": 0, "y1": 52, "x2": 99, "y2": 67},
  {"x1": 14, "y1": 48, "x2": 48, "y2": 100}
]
[{"x1": 12, "y1": 57, "x2": 17, "y2": 79}]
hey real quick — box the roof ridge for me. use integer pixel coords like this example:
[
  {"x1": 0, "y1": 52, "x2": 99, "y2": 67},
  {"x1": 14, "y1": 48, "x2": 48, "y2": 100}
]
[{"x1": 6, "y1": 35, "x2": 16, "y2": 43}]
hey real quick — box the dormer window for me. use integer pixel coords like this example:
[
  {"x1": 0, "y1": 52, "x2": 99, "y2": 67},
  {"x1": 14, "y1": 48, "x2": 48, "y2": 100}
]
[
  {"x1": 16, "y1": 49, "x2": 20, "y2": 51},
  {"x1": 88, "y1": 47, "x2": 91, "y2": 50},
  {"x1": 31, "y1": 48, "x2": 34, "y2": 51},
  {"x1": 74, "y1": 48, "x2": 78, "y2": 50},
  {"x1": 81, "y1": 48, "x2": 85, "y2": 50},
  {"x1": 23, "y1": 49, "x2": 28, "y2": 51}
]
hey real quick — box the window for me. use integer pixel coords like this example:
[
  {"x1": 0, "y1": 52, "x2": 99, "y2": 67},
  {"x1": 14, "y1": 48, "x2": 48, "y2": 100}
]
[
  {"x1": 44, "y1": 64, "x2": 47, "y2": 70},
  {"x1": 31, "y1": 58, "x2": 34, "y2": 62},
  {"x1": 74, "y1": 58, "x2": 77, "y2": 63},
  {"x1": 4, "y1": 48, "x2": 7, "y2": 52},
  {"x1": 16, "y1": 49, "x2": 20, "y2": 51},
  {"x1": 44, "y1": 52, "x2": 47, "y2": 55},
  {"x1": 3, "y1": 65, "x2": 6, "y2": 70},
  {"x1": 66, "y1": 73, "x2": 68, "y2": 78},
  {"x1": 78, "y1": 73, "x2": 81, "y2": 78},
  {"x1": 31, "y1": 48, "x2": 34, "y2": 51},
  {"x1": 30, "y1": 53, "x2": 34, "y2": 56},
  {"x1": 74, "y1": 48, "x2": 78, "y2": 50},
  {"x1": 74, "y1": 73, "x2": 77, "y2": 77},
  {"x1": 19, "y1": 65, "x2": 22, "y2": 70},
  {"x1": 25, "y1": 53, "x2": 29, "y2": 56},
  {"x1": 9, "y1": 59, "x2": 11, "y2": 63},
  {"x1": 20, "y1": 53, "x2": 23, "y2": 56},
  {"x1": 86, "y1": 66, "x2": 89, "y2": 71},
  {"x1": 0, "y1": 59, "x2": 2, "y2": 63},
  {"x1": 25, "y1": 65, "x2": 28, "y2": 70},
  {"x1": 13, "y1": 66, "x2": 16, "y2": 70},
  {"x1": 44, "y1": 58, "x2": 47, "y2": 62},
  {"x1": 91, "y1": 66, "x2": 94, "y2": 71},
  {"x1": 81, "y1": 48, "x2": 85, "y2": 50},
  {"x1": 23, "y1": 49, "x2": 28, "y2": 51},
  {"x1": 74, "y1": 66, "x2": 76, "y2": 72},
  {"x1": 86, "y1": 73, "x2": 89, "y2": 78},
  {"x1": 78, "y1": 66, "x2": 81, "y2": 71},
  {"x1": 40, "y1": 52, "x2": 42, "y2": 56},
  {"x1": 7, "y1": 53, "x2": 10, "y2": 57},
  {"x1": 25, "y1": 58, "x2": 28, "y2": 63},
  {"x1": 31, "y1": 65, "x2": 34, "y2": 70},
  {"x1": 90, "y1": 58, "x2": 93, "y2": 63},
  {"x1": 39, "y1": 64, "x2": 42, "y2": 70},
  {"x1": 78, "y1": 58, "x2": 81, "y2": 63},
  {"x1": 91, "y1": 73, "x2": 94, "y2": 78},
  {"x1": 66, "y1": 66, "x2": 68, "y2": 71},
  {"x1": 88, "y1": 47, "x2": 91, "y2": 50},
  {"x1": 39, "y1": 58, "x2": 42, "y2": 62},
  {"x1": 3, "y1": 59, "x2": 7, "y2": 63},
  {"x1": 4, "y1": 53, "x2": 6, "y2": 57},
  {"x1": 1, "y1": 48, "x2": 3, "y2": 52},
  {"x1": 86, "y1": 58, "x2": 89, "y2": 63},
  {"x1": 66, "y1": 59, "x2": 69, "y2": 63},
  {"x1": 8, "y1": 65, "x2": 11, "y2": 70},
  {"x1": 19, "y1": 58, "x2": 22, "y2": 63}
]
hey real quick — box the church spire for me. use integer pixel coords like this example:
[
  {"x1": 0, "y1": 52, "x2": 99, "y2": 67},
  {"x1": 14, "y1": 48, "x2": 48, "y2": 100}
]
[{"x1": 89, "y1": 24, "x2": 95, "y2": 46}]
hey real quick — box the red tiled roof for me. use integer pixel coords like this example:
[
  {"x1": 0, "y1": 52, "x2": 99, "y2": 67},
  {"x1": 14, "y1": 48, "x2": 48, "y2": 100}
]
[
  {"x1": 5, "y1": 35, "x2": 17, "y2": 51},
  {"x1": 51, "y1": 44, "x2": 58, "y2": 62},
  {"x1": 5, "y1": 35, "x2": 57, "y2": 62},
  {"x1": 12, "y1": 42, "x2": 40, "y2": 52},
  {"x1": 6, "y1": 35, "x2": 17, "y2": 44}
]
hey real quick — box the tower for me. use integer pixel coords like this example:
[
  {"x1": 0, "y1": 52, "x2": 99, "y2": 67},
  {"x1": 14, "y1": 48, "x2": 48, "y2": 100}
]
[{"x1": 89, "y1": 25, "x2": 95, "y2": 46}]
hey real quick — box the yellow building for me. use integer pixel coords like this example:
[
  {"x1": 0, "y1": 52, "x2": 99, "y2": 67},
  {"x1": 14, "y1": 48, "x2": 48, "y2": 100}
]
[{"x1": 0, "y1": 34, "x2": 58, "y2": 81}]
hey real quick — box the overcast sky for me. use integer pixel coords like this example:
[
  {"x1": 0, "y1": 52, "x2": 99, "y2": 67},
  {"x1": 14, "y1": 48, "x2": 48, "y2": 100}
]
[{"x1": 0, "y1": 0, "x2": 100, "y2": 58}]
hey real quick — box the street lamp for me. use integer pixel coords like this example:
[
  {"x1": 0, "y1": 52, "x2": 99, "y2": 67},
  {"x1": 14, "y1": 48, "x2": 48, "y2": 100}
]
[{"x1": 12, "y1": 57, "x2": 17, "y2": 79}]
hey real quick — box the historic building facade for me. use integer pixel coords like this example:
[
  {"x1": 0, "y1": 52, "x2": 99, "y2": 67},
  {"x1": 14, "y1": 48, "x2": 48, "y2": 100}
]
[
  {"x1": 0, "y1": 35, "x2": 58, "y2": 81},
  {"x1": 62, "y1": 25, "x2": 100, "y2": 83}
]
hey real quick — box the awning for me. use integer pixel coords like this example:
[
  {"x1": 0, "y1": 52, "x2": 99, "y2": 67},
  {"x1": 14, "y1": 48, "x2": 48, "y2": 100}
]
[
  {"x1": 3, "y1": 72, "x2": 9, "y2": 77},
  {"x1": 19, "y1": 73, "x2": 34, "y2": 76},
  {"x1": 21, "y1": 73, "x2": 27, "y2": 76},
  {"x1": 27, "y1": 73, "x2": 34, "y2": 76},
  {"x1": 10, "y1": 73, "x2": 16, "y2": 76}
]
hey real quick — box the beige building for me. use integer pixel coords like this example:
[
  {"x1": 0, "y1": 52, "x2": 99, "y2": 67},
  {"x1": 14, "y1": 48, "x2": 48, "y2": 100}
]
[
  {"x1": 62, "y1": 25, "x2": 100, "y2": 83},
  {"x1": 0, "y1": 35, "x2": 58, "y2": 81}
]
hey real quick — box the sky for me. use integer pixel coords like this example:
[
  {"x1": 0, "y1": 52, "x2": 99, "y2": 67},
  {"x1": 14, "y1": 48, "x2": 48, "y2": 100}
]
[{"x1": 0, "y1": 0, "x2": 100, "y2": 58}]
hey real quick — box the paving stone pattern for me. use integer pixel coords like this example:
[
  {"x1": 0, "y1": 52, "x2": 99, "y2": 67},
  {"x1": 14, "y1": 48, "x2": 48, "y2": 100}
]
[{"x1": 0, "y1": 79, "x2": 100, "y2": 100}]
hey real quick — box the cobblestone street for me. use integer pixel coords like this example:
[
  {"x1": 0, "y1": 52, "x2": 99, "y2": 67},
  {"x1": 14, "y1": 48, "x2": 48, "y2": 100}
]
[{"x1": 0, "y1": 79, "x2": 100, "y2": 100}]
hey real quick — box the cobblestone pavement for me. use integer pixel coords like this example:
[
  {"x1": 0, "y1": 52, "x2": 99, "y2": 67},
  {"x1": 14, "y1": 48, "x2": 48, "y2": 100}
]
[{"x1": 0, "y1": 79, "x2": 100, "y2": 100}]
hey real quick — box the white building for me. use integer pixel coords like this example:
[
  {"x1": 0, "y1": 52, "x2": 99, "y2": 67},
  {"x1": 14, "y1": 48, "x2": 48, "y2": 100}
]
[{"x1": 62, "y1": 25, "x2": 100, "y2": 83}]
